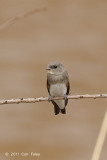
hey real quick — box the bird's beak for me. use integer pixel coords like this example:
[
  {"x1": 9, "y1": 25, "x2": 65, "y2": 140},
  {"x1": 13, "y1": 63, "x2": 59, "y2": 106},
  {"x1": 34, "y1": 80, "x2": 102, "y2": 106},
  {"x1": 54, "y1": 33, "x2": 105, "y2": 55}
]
[{"x1": 46, "y1": 67, "x2": 51, "y2": 70}]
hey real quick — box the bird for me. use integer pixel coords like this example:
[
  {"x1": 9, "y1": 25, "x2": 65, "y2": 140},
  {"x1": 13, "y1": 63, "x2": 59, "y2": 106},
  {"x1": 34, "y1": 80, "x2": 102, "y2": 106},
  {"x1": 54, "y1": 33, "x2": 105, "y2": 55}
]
[{"x1": 46, "y1": 62, "x2": 70, "y2": 115}]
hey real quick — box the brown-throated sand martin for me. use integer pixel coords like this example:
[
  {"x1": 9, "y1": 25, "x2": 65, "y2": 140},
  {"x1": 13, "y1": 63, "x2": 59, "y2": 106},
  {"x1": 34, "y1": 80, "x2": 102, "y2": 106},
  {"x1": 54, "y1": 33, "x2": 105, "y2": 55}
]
[{"x1": 46, "y1": 62, "x2": 70, "y2": 115}]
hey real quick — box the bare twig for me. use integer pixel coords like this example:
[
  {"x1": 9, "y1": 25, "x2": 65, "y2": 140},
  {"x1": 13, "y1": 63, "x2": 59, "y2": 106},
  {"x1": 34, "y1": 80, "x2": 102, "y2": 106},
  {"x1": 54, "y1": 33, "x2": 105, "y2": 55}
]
[
  {"x1": 0, "y1": 7, "x2": 46, "y2": 31},
  {"x1": 91, "y1": 111, "x2": 107, "y2": 160},
  {"x1": 0, "y1": 94, "x2": 107, "y2": 105}
]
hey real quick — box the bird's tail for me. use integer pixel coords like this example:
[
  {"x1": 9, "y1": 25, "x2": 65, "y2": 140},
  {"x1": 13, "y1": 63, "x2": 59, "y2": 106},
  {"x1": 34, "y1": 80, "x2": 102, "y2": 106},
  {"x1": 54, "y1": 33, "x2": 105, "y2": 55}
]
[
  {"x1": 52, "y1": 100, "x2": 66, "y2": 115},
  {"x1": 61, "y1": 108, "x2": 66, "y2": 114}
]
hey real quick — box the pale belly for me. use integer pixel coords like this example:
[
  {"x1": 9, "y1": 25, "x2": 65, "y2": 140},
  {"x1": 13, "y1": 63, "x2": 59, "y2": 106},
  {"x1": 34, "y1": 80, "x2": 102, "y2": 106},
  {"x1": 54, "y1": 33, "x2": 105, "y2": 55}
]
[{"x1": 50, "y1": 83, "x2": 67, "y2": 109}]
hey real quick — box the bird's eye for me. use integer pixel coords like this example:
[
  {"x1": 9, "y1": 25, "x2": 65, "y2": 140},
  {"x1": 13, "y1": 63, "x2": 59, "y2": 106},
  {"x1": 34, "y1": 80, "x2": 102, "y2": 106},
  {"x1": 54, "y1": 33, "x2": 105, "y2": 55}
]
[{"x1": 53, "y1": 65, "x2": 57, "y2": 69}]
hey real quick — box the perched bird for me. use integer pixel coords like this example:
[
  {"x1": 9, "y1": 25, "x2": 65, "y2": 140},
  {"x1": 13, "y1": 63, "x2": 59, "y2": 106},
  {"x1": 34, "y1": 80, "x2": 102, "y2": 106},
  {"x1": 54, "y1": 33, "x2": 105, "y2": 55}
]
[{"x1": 46, "y1": 62, "x2": 70, "y2": 115}]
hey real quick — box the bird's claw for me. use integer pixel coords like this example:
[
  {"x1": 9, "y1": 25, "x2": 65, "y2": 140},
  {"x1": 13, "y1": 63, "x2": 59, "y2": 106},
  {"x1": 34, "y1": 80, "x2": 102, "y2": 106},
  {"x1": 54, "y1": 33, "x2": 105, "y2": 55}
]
[
  {"x1": 64, "y1": 94, "x2": 68, "y2": 100},
  {"x1": 48, "y1": 95, "x2": 52, "y2": 102}
]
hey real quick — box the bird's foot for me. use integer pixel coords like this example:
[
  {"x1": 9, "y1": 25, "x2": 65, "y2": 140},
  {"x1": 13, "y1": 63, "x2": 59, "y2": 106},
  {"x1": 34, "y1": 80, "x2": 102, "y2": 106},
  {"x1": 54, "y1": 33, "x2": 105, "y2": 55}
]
[
  {"x1": 64, "y1": 94, "x2": 68, "y2": 100},
  {"x1": 48, "y1": 95, "x2": 52, "y2": 102}
]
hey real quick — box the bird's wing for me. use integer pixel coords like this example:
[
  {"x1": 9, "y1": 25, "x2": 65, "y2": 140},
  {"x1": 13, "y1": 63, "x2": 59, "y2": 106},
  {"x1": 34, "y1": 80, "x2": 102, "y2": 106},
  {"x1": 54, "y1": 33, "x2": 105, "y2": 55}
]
[
  {"x1": 51, "y1": 100, "x2": 60, "y2": 115},
  {"x1": 66, "y1": 81, "x2": 70, "y2": 95},
  {"x1": 65, "y1": 81, "x2": 70, "y2": 106},
  {"x1": 47, "y1": 79, "x2": 50, "y2": 95}
]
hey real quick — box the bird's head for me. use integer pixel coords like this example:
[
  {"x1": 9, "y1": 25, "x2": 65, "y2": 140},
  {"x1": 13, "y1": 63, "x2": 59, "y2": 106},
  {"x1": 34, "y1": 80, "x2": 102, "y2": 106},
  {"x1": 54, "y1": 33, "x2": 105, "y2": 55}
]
[{"x1": 46, "y1": 62, "x2": 65, "y2": 76}]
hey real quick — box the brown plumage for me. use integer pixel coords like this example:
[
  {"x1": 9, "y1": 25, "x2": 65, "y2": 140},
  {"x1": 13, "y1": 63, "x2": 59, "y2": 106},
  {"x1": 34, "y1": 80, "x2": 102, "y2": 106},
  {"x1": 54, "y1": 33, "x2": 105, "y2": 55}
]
[{"x1": 46, "y1": 62, "x2": 70, "y2": 115}]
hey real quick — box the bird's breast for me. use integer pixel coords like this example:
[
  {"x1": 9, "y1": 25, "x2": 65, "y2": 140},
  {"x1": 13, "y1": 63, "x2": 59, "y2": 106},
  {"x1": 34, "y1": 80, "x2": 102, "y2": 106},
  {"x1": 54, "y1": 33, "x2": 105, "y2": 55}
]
[{"x1": 50, "y1": 83, "x2": 67, "y2": 96}]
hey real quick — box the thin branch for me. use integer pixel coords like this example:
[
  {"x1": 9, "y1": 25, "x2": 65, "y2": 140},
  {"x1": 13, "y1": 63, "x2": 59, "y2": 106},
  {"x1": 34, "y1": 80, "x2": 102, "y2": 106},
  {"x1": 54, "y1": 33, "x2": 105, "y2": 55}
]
[
  {"x1": 0, "y1": 7, "x2": 46, "y2": 32},
  {"x1": 0, "y1": 94, "x2": 107, "y2": 105},
  {"x1": 91, "y1": 111, "x2": 107, "y2": 160}
]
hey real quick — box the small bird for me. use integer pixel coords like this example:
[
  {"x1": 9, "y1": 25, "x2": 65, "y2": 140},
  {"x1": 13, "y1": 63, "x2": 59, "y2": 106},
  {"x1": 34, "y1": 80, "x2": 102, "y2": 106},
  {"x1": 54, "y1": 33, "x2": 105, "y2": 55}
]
[{"x1": 46, "y1": 62, "x2": 70, "y2": 115}]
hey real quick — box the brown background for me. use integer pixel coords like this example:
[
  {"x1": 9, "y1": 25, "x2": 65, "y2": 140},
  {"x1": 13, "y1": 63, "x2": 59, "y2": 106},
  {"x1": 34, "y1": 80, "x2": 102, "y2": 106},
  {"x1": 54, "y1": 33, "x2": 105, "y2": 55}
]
[{"x1": 0, "y1": 0, "x2": 107, "y2": 160}]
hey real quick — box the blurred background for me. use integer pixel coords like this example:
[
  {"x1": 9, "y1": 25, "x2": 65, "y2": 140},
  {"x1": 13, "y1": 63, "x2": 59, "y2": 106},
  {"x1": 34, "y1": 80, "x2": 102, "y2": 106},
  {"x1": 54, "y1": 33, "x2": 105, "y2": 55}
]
[{"x1": 0, "y1": 0, "x2": 107, "y2": 160}]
